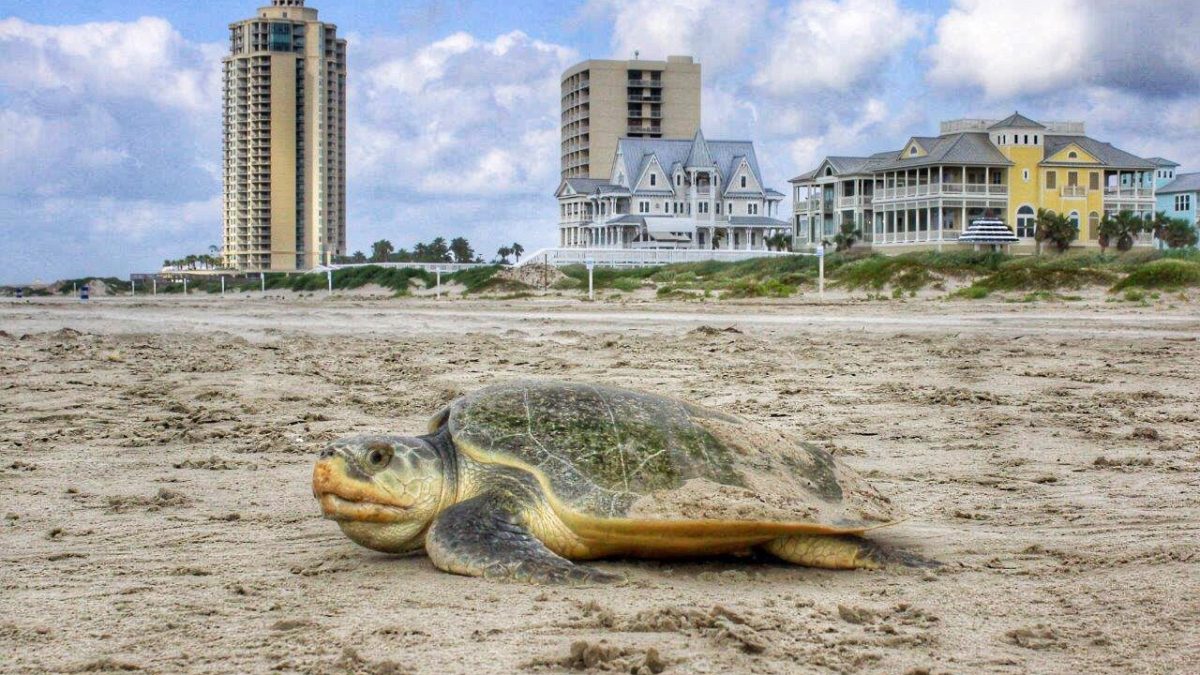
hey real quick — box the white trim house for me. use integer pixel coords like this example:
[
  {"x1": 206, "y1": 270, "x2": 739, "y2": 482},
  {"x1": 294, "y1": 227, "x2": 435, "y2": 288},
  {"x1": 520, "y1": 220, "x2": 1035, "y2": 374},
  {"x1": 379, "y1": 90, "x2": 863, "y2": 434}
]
[{"x1": 555, "y1": 131, "x2": 789, "y2": 250}]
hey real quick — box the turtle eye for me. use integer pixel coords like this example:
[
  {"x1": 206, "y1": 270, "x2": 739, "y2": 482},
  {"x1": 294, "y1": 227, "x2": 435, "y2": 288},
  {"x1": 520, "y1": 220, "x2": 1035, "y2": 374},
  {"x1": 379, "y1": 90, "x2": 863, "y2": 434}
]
[{"x1": 366, "y1": 445, "x2": 393, "y2": 469}]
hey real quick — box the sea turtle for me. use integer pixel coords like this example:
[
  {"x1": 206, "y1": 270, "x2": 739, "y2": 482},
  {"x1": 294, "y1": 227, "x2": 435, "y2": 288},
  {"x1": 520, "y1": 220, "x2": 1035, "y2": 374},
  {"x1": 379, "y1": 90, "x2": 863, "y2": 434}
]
[{"x1": 312, "y1": 380, "x2": 929, "y2": 584}]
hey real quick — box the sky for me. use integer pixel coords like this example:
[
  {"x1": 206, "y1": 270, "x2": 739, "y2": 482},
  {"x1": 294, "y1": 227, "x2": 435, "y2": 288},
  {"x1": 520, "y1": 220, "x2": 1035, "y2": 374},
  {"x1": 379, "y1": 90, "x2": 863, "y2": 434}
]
[{"x1": 1, "y1": 0, "x2": 1198, "y2": 284}]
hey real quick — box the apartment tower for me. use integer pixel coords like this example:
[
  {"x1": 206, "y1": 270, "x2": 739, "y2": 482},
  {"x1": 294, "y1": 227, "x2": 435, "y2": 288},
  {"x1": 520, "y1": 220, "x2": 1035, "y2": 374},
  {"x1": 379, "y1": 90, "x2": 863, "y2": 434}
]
[
  {"x1": 561, "y1": 56, "x2": 701, "y2": 180},
  {"x1": 222, "y1": 0, "x2": 346, "y2": 272}
]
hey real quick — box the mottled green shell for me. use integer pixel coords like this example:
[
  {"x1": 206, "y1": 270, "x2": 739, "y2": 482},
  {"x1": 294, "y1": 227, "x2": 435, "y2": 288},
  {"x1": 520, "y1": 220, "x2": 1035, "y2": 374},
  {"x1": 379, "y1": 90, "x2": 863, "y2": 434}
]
[{"x1": 442, "y1": 381, "x2": 897, "y2": 527}]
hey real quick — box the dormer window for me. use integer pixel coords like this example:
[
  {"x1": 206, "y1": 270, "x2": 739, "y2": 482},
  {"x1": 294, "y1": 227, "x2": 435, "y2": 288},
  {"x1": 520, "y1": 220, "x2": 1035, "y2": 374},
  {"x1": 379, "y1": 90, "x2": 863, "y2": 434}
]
[
  {"x1": 740, "y1": 176, "x2": 747, "y2": 188},
  {"x1": 1068, "y1": 151, "x2": 1077, "y2": 159},
  {"x1": 909, "y1": 146, "x2": 918, "y2": 155},
  {"x1": 650, "y1": 174, "x2": 656, "y2": 186},
  {"x1": 675, "y1": 174, "x2": 681, "y2": 186},
  {"x1": 825, "y1": 167, "x2": 833, "y2": 176}
]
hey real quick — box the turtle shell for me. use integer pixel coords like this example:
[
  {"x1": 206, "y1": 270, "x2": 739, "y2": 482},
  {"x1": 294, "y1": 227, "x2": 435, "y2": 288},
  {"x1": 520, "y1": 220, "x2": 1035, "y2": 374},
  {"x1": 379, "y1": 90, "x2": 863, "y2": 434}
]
[{"x1": 441, "y1": 380, "x2": 898, "y2": 530}]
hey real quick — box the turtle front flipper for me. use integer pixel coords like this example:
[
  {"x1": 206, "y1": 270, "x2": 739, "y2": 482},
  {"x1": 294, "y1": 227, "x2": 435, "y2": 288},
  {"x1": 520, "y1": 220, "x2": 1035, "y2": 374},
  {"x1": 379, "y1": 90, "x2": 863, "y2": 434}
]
[{"x1": 425, "y1": 492, "x2": 621, "y2": 585}]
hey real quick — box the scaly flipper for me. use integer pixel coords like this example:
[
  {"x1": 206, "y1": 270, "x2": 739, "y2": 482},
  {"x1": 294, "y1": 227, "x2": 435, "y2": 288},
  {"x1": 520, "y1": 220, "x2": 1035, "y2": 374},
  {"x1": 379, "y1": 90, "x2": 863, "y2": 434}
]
[
  {"x1": 425, "y1": 492, "x2": 621, "y2": 585},
  {"x1": 763, "y1": 534, "x2": 940, "y2": 570}
]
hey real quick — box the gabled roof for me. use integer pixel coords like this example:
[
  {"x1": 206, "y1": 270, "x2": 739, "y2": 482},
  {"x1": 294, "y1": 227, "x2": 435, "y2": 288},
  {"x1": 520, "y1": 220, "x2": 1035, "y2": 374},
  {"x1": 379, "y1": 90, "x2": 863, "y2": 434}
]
[
  {"x1": 1147, "y1": 157, "x2": 1180, "y2": 167},
  {"x1": 1158, "y1": 172, "x2": 1200, "y2": 194},
  {"x1": 1042, "y1": 135, "x2": 1155, "y2": 169},
  {"x1": 989, "y1": 112, "x2": 1046, "y2": 130},
  {"x1": 789, "y1": 168, "x2": 818, "y2": 183},
  {"x1": 614, "y1": 134, "x2": 769, "y2": 194},
  {"x1": 563, "y1": 178, "x2": 609, "y2": 193},
  {"x1": 876, "y1": 133, "x2": 1012, "y2": 170}
]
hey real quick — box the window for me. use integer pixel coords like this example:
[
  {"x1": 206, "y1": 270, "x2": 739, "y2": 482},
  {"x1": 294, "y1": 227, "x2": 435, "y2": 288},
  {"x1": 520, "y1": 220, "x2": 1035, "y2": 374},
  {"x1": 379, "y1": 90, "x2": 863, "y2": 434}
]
[
  {"x1": 650, "y1": 174, "x2": 656, "y2": 186},
  {"x1": 909, "y1": 146, "x2": 918, "y2": 155},
  {"x1": 1033, "y1": 135, "x2": 1038, "y2": 144},
  {"x1": 638, "y1": 201, "x2": 649, "y2": 213},
  {"x1": 1090, "y1": 172, "x2": 1099, "y2": 190},
  {"x1": 740, "y1": 175, "x2": 747, "y2": 189},
  {"x1": 1023, "y1": 135, "x2": 1028, "y2": 144},
  {"x1": 1016, "y1": 205, "x2": 1036, "y2": 238},
  {"x1": 749, "y1": 203, "x2": 759, "y2": 215},
  {"x1": 699, "y1": 202, "x2": 709, "y2": 214},
  {"x1": 1068, "y1": 151, "x2": 1078, "y2": 159},
  {"x1": 1067, "y1": 171, "x2": 1078, "y2": 187},
  {"x1": 1046, "y1": 171, "x2": 1057, "y2": 189},
  {"x1": 825, "y1": 167, "x2": 833, "y2": 176},
  {"x1": 716, "y1": 202, "x2": 722, "y2": 215},
  {"x1": 1069, "y1": 211, "x2": 1080, "y2": 230},
  {"x1": 1089, "y1": 212, "x2": 1100, "y2": 237},
  {"x1": 1177, "y1": 194, "x2": 1193, "y2": 211},
  {"x1": 1022, "y1": 169, "x2": 1030, "y2": 182},
  {"x1": 675, "y1": 174, "x2": 681, "y2": 186}
]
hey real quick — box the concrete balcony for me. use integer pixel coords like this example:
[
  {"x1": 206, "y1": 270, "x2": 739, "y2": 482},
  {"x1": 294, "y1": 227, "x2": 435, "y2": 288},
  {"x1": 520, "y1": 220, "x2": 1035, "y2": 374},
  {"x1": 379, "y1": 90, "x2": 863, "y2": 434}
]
[{"x1": 627, "y1": 79, "x2": 663, "y2": 88}]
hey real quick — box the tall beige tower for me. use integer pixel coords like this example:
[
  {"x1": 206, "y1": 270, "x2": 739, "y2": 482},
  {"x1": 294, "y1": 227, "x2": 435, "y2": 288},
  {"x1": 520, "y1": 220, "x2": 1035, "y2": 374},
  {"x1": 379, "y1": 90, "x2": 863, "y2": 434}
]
[
  {"x1": 222, "y1": 0, "x2": 346, "y2": 272},
  {"x1": 561, "y1": 55, "x2": 701, "y2": 180}
]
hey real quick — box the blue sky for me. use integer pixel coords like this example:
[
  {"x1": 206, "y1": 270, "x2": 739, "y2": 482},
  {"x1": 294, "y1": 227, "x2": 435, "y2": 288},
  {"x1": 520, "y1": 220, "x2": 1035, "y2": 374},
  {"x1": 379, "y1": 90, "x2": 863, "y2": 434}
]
[{"x1": 1, "y1": 0, "x2": 1197, "y2": 283}]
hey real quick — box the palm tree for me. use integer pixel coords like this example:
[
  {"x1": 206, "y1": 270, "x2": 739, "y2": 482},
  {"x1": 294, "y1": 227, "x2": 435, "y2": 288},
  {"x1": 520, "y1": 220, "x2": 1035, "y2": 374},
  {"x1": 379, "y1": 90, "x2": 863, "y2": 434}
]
[
  {"x1": 370, "y1": 240, "x2": 394, "y2": 262},
  {"x1": 1111, "y1": 210, "x2": 1144, "y2": 252},
  {"x1": 1097, "y1": 213, "x2": 1119, "y2": 253},
  {"x1": 765, "y1": 232, "x2": 792, "y2": 251},
  {"x1": 1150, "y1": 210, "x2": 1172, "y2": 249},
  {"x1": 1161, "y1": 217, "x2": 1199, "y2": 249},
  {"x1": 497, "y1": 246, "x2": 512, "y2": 264},
  {"x1": 833, "y1": 221, "x2": 862, "y2": 252},
  {"x1": 1035, "y1": 210, "x2": 1077, "y2": 253},
  {"x1": 510, "y1": 242, "x2": 525, "y2": 262}
]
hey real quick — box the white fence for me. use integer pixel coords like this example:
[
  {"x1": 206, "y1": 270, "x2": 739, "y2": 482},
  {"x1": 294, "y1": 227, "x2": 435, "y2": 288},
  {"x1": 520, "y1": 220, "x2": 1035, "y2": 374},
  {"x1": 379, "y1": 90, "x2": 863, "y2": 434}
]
[
  {"x1": 313, "y1": 261, "x2": 493, "y2": 274},
  {"x1": 515, "y1": 248, "x2": 800, "y2": 269}
]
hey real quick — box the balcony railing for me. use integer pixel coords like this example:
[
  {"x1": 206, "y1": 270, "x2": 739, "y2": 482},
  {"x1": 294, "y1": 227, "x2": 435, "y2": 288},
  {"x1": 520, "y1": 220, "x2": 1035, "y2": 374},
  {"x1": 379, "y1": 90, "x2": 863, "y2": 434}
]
[
  {"x1": 837, "y1": 195, "x2": 873, "y2": 208},
  {"x1": 627, "y1": 79, "x2": 663, "y2": 88},
  {"x1": 874, "y1": 183, "x2": 1008, "y2": 200},
  {"x1": 628, "y1": 110, "x2": 663, "y2": 119},
  {"x1": 1103, "y1": 187, "x2": 1154, "y2": 200},
  {"x1": 1060, "y1": 186, "x2": 1088, "y2": 198},
  {"x1": 628, "y1": 95, "x2": 662, "y2": 103},
  {"x1": 627, "y1": 125, "x2": 662, "y2": 135}
]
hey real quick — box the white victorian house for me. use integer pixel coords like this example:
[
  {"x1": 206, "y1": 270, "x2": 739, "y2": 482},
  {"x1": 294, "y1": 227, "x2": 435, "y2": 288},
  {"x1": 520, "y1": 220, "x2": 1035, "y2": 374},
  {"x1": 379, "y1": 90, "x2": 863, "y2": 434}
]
[{"x1": 555, "y1": 131, "x2": 790, "y2": 250}]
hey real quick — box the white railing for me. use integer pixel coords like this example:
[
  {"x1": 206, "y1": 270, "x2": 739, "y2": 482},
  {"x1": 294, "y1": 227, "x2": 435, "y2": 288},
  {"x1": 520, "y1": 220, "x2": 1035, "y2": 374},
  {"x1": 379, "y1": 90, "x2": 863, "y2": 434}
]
[
  {"x1": 836, "y1": 195, "x2": 872, "y2": 208},
  {"x1": 874, "y1": 183, "x2": 1008, "y2": 200},
  {"x1": 1103, "y1": 187, "x2": 1154, "y2": 200},
  {"x1": 315, "y1": 262, "x2": 493, "y2": 274},
  {"x1": 1061, "y1": 186, "x2": 1087, "y2": 198},
  {"x1": 515, "y1": 248, "x2": 799, "y2": 269}
]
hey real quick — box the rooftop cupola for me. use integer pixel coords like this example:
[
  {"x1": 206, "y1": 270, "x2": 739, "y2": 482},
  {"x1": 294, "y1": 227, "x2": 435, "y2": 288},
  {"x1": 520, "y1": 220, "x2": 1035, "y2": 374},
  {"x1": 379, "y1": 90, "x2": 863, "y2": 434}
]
[
  {"x1": 989, "y1": 111, "x2": 1045, "y2": 148},
  {"x1": 272, "y1": 0, "x2": 305, "y2": 6}
]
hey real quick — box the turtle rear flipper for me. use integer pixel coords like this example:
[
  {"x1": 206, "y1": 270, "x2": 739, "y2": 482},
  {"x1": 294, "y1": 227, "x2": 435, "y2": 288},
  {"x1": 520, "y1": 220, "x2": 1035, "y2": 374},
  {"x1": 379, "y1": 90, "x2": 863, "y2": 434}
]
[
  {"x1": 763, "y1": 534, "x2": 940, "y2": 570},
  {"x1": 426, "y1": 493, "x2": 621, "y2": 585}
]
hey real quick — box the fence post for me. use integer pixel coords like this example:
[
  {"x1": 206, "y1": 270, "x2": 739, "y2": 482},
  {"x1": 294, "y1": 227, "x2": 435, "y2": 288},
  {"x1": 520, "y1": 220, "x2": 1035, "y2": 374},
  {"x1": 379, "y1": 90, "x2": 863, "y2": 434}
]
[
  {"x1": 131, "y1": 279, "x2": 136, "y2": 297},
  {"x1": 221, "y1": 276, "x2": 226, "y2": 297},
  {"x1": 436, "y1": 268, "x2": 442, "y2": 299},
  {"x1": 153, "y1": 279, "x2": 157, "y2": 296},
  {"x1": 586, "y1": 258, "x2": 595, "y2": 301},
  {"x1": 326, "y1": 269, "x2": 333, "y2": 295},
  {"x1": 183, "y1": 277, "x2": 188, "y2": 295},
  {"x1": 816, "y1": 245, "x2": 825, "y2": 298},
  {"x1": 260, "y1": 272, "x2": 265, "y2": 293}
]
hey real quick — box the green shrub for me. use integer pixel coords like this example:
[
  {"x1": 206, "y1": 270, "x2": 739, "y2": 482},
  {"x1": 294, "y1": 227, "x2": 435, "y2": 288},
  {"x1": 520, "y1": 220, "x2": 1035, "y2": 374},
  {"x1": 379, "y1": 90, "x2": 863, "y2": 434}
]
[
  {"x1": 952, "y1": 285, "x2": 990, "y2": 299},
  {"x1": 1112, "y1": 259, "x2": 1200, "y2": 290}
]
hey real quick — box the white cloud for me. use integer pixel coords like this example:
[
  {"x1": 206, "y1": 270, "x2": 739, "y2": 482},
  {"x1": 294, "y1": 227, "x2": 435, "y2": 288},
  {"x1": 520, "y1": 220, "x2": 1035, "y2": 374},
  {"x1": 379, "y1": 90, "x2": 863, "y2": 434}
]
[
  {"x1": 754, "y1": 0, "x2": 922, "y2": 91},
  {"x1": 927, "y1": 0, "x2": 1200, "y2": 98},
  {"x1": 352, "y1": 30, "x2": 576, "y2": 199},
  {"x1": 588, "y1": 0, "x2": 767, "y2": 71},
  {"x1": 0, "y1": 17, "x2": 222, "y2": 112}
]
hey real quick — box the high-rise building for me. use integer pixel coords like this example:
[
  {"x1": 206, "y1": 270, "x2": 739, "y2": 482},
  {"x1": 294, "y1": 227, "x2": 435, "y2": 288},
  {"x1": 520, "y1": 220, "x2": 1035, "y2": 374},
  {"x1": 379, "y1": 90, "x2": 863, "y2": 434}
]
[
  {"x1": 222, "y1": 0, "x2": 346, "y2": 272},
  {"x1": 561, "y1": 56, "x2": 701, "y2": 181}
]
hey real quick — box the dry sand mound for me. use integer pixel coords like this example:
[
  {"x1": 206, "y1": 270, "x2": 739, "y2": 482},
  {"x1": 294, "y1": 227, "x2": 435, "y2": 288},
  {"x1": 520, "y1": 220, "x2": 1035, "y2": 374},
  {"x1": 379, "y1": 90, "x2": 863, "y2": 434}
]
[{"x1": 496, "y1": 263, "x2": 567, "y2": 289}]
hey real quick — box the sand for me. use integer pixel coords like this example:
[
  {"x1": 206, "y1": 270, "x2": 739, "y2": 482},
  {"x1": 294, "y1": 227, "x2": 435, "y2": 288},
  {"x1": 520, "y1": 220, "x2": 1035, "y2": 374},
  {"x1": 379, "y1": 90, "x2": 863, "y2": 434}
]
[{"x1": 1, "y1": 294, "x2": 1198, "y2": 674}]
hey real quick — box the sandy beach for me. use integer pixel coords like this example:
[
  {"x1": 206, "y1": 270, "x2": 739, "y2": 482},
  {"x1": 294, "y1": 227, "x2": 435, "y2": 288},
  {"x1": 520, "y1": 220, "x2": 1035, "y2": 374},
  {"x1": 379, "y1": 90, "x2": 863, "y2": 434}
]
[{"x1": 2, "y1": 295, "x2": 1198, "y2": 674}]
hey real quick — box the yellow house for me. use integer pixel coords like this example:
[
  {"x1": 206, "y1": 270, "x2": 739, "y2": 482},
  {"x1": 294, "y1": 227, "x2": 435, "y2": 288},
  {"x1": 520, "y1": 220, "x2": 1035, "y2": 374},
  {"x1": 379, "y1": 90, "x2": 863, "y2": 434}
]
[{"x1": 790, "y1": 113, "x2": 1159, "y2": 251}]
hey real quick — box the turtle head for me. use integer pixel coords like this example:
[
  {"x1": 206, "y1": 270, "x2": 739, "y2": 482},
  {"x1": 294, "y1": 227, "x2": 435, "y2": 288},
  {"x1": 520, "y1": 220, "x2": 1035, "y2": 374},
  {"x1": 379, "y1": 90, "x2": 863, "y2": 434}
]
[{"x1": 312, "y1": 435, "x2": 450, "y2": 554}]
